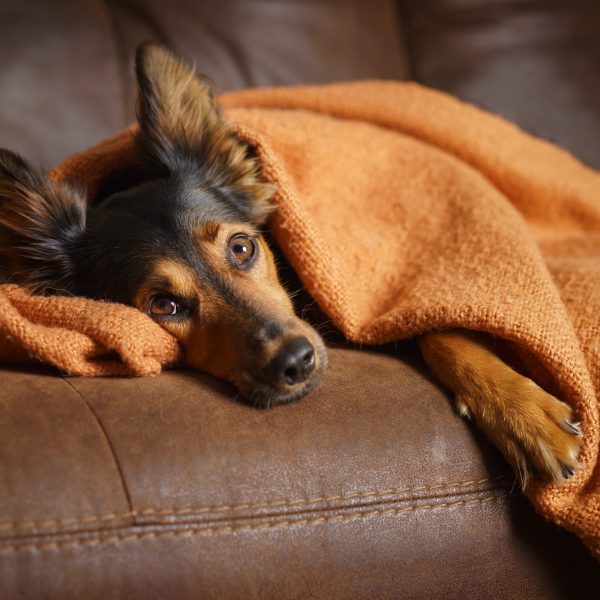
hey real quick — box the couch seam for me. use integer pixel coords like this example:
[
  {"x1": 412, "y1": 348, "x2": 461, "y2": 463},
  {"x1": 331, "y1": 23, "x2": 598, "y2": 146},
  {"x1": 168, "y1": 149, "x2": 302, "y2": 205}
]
[
  {"x1": 100, "y1": 0, "x2": 130, "y2": 126},
  {"x1": 0, "y1": 493, "x2": 512, "y2": 554},
  {"x1": 59, "y1": 377, "x2": 134, "y2": 518},
  {"x1": 0, "y1": 475, "x2": 511, "y2": 532},
  {"x1": 396, "y1": 0, "x2": 418, "y2": 81}
]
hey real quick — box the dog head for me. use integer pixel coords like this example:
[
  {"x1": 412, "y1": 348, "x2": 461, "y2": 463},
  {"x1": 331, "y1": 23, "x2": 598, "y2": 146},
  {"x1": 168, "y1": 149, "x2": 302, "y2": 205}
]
[{"x1": 0, "y1": 42, "x2": 327, "y2": 406}]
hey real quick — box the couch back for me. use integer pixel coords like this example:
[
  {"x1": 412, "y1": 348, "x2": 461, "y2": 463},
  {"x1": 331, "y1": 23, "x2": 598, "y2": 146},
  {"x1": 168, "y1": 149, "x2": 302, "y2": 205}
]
[{"x1": 1, "y1": 0, "x2": 599, "y2": 170}]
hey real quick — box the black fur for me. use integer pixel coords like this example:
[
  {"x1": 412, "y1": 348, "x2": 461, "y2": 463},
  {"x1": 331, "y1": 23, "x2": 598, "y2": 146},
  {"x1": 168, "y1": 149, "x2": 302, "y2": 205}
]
[{"x1": 70, "y1": 175, "x2": 252, "y2": 304}]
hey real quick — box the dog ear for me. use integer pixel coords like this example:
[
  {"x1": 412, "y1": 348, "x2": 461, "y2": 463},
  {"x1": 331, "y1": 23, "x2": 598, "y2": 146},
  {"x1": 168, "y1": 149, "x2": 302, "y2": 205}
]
[
  {"x1": 0, "y1": 149, "x2": 86, "y2": 292},
  {"x1": 135, "y1": 42, "x2": 275, "y2": 224}
]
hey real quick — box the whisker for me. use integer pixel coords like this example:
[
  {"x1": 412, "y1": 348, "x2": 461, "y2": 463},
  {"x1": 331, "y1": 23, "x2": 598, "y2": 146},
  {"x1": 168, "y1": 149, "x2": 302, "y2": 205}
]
[
  {"x1": 300, "y1": 299, "x2": 318, "y2": 319},
  {"x1": 287, "y1": 287, "x2": 305, "y2": 300}
]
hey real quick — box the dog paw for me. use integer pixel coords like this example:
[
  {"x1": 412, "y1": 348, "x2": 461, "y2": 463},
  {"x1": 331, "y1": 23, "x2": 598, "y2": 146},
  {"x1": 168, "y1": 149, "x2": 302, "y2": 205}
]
[{"x1": 457, "y1": 377, "x2": 582, "y2": 487}]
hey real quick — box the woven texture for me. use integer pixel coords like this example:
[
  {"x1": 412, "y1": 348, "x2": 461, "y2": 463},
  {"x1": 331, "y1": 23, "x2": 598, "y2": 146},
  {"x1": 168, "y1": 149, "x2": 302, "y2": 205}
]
[{"x1": 1, "y1": 82, "x2": 599, "y2": 555}]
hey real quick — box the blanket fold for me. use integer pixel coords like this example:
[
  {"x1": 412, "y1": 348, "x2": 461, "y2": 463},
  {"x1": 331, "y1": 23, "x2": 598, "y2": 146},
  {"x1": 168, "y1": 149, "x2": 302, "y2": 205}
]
[{"x1": 1, "y1": 82, "x2": 599, "y2": 557}]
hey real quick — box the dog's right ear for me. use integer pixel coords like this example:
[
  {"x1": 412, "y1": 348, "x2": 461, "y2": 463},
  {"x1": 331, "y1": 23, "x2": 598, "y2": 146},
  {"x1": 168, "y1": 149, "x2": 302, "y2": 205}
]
[
  {"x1": 134, "y1": 42, "x2": 275, "y2": 224},
  {"x1": 0, "y1": 149, "x2": 86, "y2": 292}
]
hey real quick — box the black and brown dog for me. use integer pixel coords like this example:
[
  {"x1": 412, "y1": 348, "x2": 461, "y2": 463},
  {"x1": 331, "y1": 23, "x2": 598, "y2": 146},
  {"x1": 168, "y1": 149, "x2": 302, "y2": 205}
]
[{"x1": 0, "y1": 43, "x2": 581, "y2": 486}]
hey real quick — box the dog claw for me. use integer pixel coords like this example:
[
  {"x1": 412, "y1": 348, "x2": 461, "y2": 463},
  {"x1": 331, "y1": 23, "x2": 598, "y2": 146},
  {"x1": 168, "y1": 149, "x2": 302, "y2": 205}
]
[
  {"x1": 455, "y1": 398, "x2": 472, "y2": 420},
  {"x1": 560, "y1": 462, "x2": 575, "y2": 479},
  {"x1": 563, "y1": 421, "x2": 582, "y2": 437}
]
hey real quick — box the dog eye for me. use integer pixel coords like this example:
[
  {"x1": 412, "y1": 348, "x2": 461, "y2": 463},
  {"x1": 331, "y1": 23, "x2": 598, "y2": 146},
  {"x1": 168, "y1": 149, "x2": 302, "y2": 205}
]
[
  {"x1": 149, "y1": 296, "x2": 179, "y2": 316},
  {"x1": 229, "y1": 234, "x2": 256, "y2": 266}
]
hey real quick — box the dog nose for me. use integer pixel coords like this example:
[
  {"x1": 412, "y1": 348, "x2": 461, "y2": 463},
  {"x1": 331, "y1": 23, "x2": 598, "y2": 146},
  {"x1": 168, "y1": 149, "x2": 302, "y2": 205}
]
[{"x1": 264, "y1": 336, "x2": 316, "y2": 386}]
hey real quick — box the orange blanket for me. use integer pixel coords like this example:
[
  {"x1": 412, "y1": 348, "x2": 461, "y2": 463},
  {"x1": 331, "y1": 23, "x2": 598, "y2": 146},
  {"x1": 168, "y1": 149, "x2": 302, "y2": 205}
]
[{"x1": 1, "y1": 82, "x2": 599, "y2": 557}]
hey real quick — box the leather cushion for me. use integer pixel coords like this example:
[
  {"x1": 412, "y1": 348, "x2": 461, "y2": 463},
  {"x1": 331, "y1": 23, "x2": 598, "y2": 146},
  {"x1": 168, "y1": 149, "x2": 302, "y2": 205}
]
[{"x1": 1, "y1": 348, "x2": 598, "y2": 597}]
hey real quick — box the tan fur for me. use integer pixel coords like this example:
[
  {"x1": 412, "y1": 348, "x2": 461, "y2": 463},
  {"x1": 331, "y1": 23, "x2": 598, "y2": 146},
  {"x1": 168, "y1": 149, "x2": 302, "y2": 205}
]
[
  {"x1": 197, "y1": 221, "x2": 221, "y2": 242},
  {"x1": 418, "y1": 330, "x2": 582, "y2": 486},
  {"x1": 134, "y1": 226, "x2": 322, "y2": 399},
  {"x1": 137, "y1": 258, "x2": 199, "y2": 301}
]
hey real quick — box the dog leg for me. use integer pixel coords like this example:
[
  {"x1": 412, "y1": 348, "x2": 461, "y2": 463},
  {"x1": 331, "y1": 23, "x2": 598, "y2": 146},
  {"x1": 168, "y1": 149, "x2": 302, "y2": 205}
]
[{"x1": 418, "y1": 330, "x2": 582, "y2": 486}]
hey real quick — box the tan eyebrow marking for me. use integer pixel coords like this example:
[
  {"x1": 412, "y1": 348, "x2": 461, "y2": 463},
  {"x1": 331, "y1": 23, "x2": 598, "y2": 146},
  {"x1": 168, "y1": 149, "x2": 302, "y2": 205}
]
[
  {"x1": 151, "y1": 258, "x2": 198, "y2": 297},
  {"x1": 134, "y1": 257, "x2": 199, "y2": 311},
  {"x1": 197, "y1": 221, "x2": 221, "y2": 242}
]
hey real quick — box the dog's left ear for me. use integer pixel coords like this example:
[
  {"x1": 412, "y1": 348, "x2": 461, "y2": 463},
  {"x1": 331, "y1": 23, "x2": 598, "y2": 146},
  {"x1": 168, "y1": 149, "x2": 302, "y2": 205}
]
[
  {"x1": 135, "y1": 42, "x2": 275, "y2": 224},
  {"x1": 0, "y1": 149, "x2": 86, "y2": 292}
]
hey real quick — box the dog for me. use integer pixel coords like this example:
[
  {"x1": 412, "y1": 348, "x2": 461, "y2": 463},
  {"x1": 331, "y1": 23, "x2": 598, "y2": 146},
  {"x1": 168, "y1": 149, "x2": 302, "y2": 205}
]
[{"x1": 0, "y1": 42, "x2": 581, "y2": 486}]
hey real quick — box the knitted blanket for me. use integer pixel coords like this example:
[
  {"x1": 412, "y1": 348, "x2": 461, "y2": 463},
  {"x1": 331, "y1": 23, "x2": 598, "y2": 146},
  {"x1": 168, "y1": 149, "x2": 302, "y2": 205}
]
[{"x1": 1, "y1": 82, "x2": 599, "y2": 557}]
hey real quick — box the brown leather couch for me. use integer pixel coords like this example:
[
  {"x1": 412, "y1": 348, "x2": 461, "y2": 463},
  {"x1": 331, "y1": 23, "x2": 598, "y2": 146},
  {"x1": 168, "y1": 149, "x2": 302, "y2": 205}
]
[{"x1": 1, "y1": 1, "x2": 599, "y2": 597}]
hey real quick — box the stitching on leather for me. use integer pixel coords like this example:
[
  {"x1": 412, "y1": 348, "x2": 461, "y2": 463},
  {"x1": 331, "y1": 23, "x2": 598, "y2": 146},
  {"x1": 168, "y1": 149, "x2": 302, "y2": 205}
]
[
  {"x1": 0, "y1": 475, "x2": 511, "y2": 531},
  {"x1": 0, "y1": 493, "x2": 511, "y2": 554}
]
